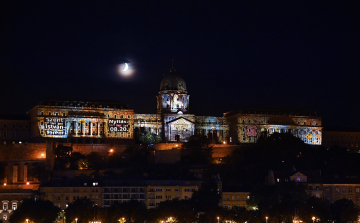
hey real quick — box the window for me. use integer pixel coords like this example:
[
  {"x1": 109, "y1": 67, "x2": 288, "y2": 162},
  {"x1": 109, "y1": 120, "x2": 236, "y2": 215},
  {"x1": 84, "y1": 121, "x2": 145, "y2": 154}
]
[
  {"x1": 175, "y1": 188, "x2": 180, "y2": 192},
  {"x1": 149, "y1": 202, "x2": 155, "y2": 206},
  {"x1": 349, "y1": 188, "x2": 353, "y2": 193},
  {"x1": 3, "y1": 203, "x2": 8, "y2": 210},
  {"x1": 342, "y1": 187, "x2": 346, "y2": 193},
  {"x1": 184, "y1": 196, "x2": 189, "y2": 199},
  {"x1": 349, "y1": 196, "x2": 352, "y2": 201},
  {"x1": 12, "y1": 203, "x2": 17, "y2": 210},
  {"x1": 155, "y1": 188, "x2": 162, "y2": 192},
  {"x1": 166, "y1": 195, "x2": 171, "y2": 199},
  {"x1": 3, "y1": 131, "x2": 6, "y2": 138},
  {"x1": 166, "y1": 188, "x2": 171, "y2": 192},
  {"x1": 336, "y1": 187, "x2": 340, "y2": 192},
  {"x1": 155, "y1": 195, "x2": 162, "y2": 199},
  {"x1": 356, "y1": 188, "x2": 359, "y2": 193},
  {"x1": 184, "y1": 188, "x2": 191, "y2": 192}
]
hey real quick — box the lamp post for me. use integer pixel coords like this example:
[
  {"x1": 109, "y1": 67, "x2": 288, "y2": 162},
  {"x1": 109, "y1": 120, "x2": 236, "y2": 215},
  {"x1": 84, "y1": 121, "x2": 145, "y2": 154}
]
[
  {"x1": 217, "y1": 216, "x2": 219, "y2": 223},
  {"x1": 312, "y1": 217, "x2": 315, "y2": 223},
  {"x1": 26, "y1": 219, "x2": 28, "y2": 223},
  {"x1": 266, "y1": 216, "x2": 268, "y2": 223},
  {"x1": 75, "y1": 218, "x2": 78, "y2": 223}
]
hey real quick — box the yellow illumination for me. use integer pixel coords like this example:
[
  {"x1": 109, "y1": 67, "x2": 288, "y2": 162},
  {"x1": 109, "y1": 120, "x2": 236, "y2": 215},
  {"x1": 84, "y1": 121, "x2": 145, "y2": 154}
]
[
  {"x1": 26, "y1": 182, "x2": 30, "y2": 185},
  {"x1": 3, "y1": 183, "x2": 6, "y2": 186}
]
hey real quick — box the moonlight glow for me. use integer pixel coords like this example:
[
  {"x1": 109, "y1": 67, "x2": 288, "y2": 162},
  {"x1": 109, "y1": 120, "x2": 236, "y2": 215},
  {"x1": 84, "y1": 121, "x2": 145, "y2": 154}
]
[{"x1": 118, "y1": 63, "x2": 134, "y2": 77}]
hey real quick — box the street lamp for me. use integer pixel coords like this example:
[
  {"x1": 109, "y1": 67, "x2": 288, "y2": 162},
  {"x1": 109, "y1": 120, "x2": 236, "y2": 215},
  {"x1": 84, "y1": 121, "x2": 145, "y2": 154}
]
[
  {"x1": 217, "y1": 216, "x2": 219, "y2": 223},
  {"x1": 75, "y1": 218, "x2": 78, "y2": 223},
  {"x1": 266, "y1": 216, "x2": 268, "y2": 223},
  {"x1": 312, "y1": 217, "x2": 315, "y2": 223},
  {"x1": 26, "y1": 219, "x2": 28, "y2": 223}
]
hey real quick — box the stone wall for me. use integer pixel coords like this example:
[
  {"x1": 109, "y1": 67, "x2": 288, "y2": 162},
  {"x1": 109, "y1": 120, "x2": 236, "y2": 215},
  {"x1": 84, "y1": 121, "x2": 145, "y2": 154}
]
[{"x1": 0, "y1": 143, "x2": 46, "y2": 161}]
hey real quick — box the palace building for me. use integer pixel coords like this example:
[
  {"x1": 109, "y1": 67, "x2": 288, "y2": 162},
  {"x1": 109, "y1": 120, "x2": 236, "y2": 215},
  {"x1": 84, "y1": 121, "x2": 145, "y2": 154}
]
[{"x1": 1, "y1": 67, "x2": 322, "y2": 145}]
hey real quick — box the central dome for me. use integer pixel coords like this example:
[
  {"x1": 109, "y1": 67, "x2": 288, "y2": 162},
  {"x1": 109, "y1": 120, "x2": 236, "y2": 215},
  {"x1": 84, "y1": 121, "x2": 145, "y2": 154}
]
[{"x1": 160, "y1": 68, "x2": 187, "y2": 91}]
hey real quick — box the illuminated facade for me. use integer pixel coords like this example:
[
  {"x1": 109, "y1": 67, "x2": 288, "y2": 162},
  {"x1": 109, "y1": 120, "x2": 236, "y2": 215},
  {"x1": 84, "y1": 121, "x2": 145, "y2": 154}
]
[
  {"x1": 134, "y1": 68, "x2": 322, "y2": 145},
  {"x1": 1, "y1": 67, "x2": 321, "y2": 145},
  {"x1": 28, "y1": 101, "x2": 134, "y2": 143},
  {"x1": 225, "y1": 110, "x2": 322, "y2": 145}
]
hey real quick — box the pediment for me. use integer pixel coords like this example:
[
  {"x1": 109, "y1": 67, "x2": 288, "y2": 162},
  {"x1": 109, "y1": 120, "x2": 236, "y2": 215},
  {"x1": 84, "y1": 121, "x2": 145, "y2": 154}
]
[
  {"x1": 167, "y1": 117, "x2": 194, "y2": 125},
  {"x1": 291, "y1": 172, "x2": 306, "y2": 178}
]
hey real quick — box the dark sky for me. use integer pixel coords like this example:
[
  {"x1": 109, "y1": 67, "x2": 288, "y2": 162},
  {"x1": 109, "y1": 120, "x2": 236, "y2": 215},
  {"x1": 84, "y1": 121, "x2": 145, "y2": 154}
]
[{"x1": 1, "y1": 1, "x2": 359, "y2": 128}]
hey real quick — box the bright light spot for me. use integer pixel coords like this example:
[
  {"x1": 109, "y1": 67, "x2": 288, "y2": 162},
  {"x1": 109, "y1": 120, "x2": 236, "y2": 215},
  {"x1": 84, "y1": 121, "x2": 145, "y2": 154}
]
[
  {"x1": 26, "y1": 182, "x2": 30, "y2": 185},
  {"x1": 109, "y1": 149, "x2": 114, "y2": 153},
  {"x1": 3, "y1": 183, "x2": 6, "y2": 186},
  {"x1": 223, "y1": 141, "x2": 226, "y2": 144},
  {"x1": 118, "y1": 63, "x2": 134, "y2": 77},
  {"x1": 175, "y1": 144, "x2": 178, "y2": 147},
  {"x1": 41, "y1": 153, "x2": 45, "y2": 157}
]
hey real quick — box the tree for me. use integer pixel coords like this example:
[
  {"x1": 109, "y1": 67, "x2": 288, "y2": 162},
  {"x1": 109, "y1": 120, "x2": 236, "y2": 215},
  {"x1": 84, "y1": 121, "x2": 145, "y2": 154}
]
[
  {"x1": 54, "y1": 144, "x2": 73, "y2": 170},
  {"x1": 247, "y1": 181, "x2": 309, "y2": 222},
  {"x1": 137, "y1": 132, "x2": 162, "y2": 145},
  {"x1": 69, "y1": 152, "x2": 87, "y2": 169},
  {"x1": 147, "y1": 199, "x2": 196, "y2": 223},
  {"x1": 86, "y1": 152, "x2": 104, "y2": 170},
  {"x1": 65, "y1": 198, "x2": 95, "y2": 223},
  {"x1": 181, "y1": 135, "x2": 213, "y2": 165},
  {"x1": 105, "y1": 200, "x2": 147, "y2": 223},
  {"x1": 330, "y1": 199, "x2": 360, "y2": 222},
  {"x1": 191, "y1": 180, "x2": 222, "y2": 213},
  {"x1": 9, "y1": 198, "x2": 60, "y2": 223}
]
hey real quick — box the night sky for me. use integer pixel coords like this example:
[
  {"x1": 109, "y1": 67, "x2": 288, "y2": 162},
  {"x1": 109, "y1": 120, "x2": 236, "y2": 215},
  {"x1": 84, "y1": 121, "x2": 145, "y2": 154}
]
[{"x1": 1, "y1": 1, "x2": 359, "y2": 128}]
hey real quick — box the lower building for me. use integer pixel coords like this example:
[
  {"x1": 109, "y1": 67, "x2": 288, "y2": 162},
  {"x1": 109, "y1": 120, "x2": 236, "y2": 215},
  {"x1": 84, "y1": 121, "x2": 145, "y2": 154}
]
[{"x1": 222, "y1": 186, "x2": 250, "y2": 209}]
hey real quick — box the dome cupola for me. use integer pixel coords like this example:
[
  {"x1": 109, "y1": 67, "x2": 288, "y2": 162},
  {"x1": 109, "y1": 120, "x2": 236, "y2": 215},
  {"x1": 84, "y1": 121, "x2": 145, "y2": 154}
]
[{"x1": 160, "y1": 68, "x2": 187, "y2": 92}]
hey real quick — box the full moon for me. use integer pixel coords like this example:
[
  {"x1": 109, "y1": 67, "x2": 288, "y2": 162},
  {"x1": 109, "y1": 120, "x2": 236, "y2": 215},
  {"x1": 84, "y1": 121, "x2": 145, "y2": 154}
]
[{"x1": 123, "y1": 63, "x2": 129, "y2": 71}]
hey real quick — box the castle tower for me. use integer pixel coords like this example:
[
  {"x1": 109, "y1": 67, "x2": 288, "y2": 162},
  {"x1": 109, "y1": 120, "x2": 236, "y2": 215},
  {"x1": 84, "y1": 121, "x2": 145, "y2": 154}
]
[{"x1": 157, "y1": 68, "x2": 190, "y2": 114}]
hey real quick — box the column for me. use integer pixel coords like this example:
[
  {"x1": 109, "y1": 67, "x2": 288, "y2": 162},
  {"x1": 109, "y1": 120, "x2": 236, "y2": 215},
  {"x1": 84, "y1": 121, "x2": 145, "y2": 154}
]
[
  {"x1": 89, "y1": 121, "x2": 92, "y2": 136},
  {"x1": 82, "y1": 122, "x2": 85, "y2": 136},
  {"x1": 13, "y1": 165, "x2": 18, "y2": 183},
  {"x1": 24, "y1": 164, "x2": 27, "y2": 182},
  {"x1": 98, "y1": 122, "x2": 100, "y2": 136}
]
